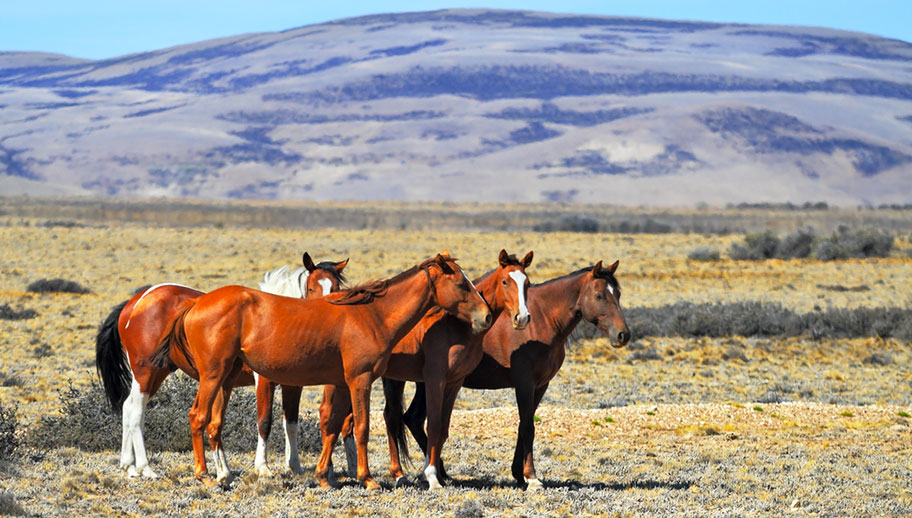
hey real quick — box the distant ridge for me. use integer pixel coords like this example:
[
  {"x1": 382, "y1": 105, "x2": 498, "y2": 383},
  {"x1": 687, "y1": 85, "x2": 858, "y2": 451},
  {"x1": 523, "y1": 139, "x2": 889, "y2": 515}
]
[{"x1": 1, "y1": 9, "x2": 910, "y2": 205}]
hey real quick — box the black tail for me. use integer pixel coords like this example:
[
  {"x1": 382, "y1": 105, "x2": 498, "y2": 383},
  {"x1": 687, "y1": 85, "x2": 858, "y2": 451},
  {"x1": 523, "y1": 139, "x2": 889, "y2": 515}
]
[
  {"x1": 382, "y1": 378, "x2": 413, "y2": 469},
  {"x1": 95, "y1": 299, "x2": 132, "y2": 413},
  {"x1": 149, "y1": 300, "x2": 194, "y2": 371}
]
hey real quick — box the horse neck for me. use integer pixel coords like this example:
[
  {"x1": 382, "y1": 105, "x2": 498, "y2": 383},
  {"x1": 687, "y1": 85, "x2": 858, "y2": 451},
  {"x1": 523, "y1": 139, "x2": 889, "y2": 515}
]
[
  {"x1": 367, "y1": 269, "x2": 437, "y2": 345},
  {"x1": 475, "y1": 271, "x2": 508, "y2": 319},
  {"x1": 531, "y1": 271, "x2": 587, "y2": 346}
]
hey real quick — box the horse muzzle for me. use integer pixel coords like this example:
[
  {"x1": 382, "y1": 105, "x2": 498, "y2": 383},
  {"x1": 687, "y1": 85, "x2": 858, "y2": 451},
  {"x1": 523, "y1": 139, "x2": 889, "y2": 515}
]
[
  {"x1": 512, "y1": 312, "x2": 530, "y2": 330},
  {"x1": 472, "y1": 309, "x2": 493, "y2": 334},
  {"x1": 597, "y1": 319, "x2": 631, "y2": 348}
]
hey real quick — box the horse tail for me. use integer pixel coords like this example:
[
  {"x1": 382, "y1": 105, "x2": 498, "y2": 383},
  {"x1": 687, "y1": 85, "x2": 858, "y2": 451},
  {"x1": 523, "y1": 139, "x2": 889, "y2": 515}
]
[
  {"x1": 382, "y1": 378, "x2": 413, "y2": 469},
  {"x1": 150, "y1": 300, "x2": 195, "y2": 371},
  {"x1": 95, "y1": 299, "x2": 132, "y2": 413}
]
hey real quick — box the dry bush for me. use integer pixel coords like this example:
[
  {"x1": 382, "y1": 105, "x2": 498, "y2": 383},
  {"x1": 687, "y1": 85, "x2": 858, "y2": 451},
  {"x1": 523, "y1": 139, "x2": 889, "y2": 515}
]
[
  {"x1": 26, "y1": 278, "x2": 91, "y2": 294},
  {"x1": 0, "y1": 400, "x2": 19, "y2": 460},
  {"x1": 814, "y1": 226, "x2": 894, "y2": 260},
  {"x1": 687, "y1": 246, "x2": 720, "y2": 261},
  {"x1": 0, "y1": 304, "x2": 37, "y2": 321}
]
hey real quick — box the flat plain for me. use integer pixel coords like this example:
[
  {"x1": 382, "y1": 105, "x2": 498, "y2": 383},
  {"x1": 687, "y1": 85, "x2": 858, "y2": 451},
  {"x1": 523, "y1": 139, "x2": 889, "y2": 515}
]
[{"x1": 1, "y1": 201, "x2": 911, "y2": 516}]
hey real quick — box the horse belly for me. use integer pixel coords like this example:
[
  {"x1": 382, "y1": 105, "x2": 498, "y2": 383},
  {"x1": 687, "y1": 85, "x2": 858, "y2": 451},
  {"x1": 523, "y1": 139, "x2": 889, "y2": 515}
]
[{"x1": 240, "y1": 343, "x2": 344, "y2": 387}]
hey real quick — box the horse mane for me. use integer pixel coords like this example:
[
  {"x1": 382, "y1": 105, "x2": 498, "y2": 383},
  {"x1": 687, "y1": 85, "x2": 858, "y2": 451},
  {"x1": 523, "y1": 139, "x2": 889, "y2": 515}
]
[
  {"x1": 258, "y1": 262, "x2": 347, "y2": 298},
  {"x1": 536, "y1": 265, "x2": 619, "y2": 289},
  {"x1": 329, "y1": 256, "x2": 445, "y2": 306}
]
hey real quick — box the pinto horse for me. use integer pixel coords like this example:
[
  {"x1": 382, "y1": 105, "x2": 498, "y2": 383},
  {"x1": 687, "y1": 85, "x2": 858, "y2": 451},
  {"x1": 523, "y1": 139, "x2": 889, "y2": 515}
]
[
  {"x1": 400, "y1": 260, "x2": 630, "y2": 490},
  {"x1": 320, "y1": 249, "x2": 533, "y2": 489},
  {"x1": 152, "y1": 254, "x2": 492, "y2": 489},
  {"x1": 94, "y1": 253, "x2": 346, "y2": 478}
]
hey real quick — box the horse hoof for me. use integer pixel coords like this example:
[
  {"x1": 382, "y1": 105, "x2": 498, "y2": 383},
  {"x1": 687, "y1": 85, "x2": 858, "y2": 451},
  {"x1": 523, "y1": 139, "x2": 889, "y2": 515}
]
[
  {"x1": 363, "y1": 478, "x2": 382, "y2": 491},
  {"x1": 198, "y1": 475, "x2": 220, "y2": 488},
  {"x1": 394, "y1": 476, "x2": 413, "y2": 489},
  {"x1": 287, "y1": 464, "x2": 306, "y2": 476},
  {"x1": 127, "y1": 466, "x2": 141, "y2": 478},
  {"x1": 525, "y1": 478, "x2": 543, "y2": 491},
  {"x1": 318, "y1": 477, "x2": 341, "y2": 490},
  {"x1": 140, "y1": 466, "x2": 159, "y2": 479}
]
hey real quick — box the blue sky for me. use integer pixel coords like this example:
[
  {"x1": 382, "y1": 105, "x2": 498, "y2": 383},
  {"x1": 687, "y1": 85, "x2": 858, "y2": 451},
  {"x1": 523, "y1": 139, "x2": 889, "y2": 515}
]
[{"x1": 1, "y1": 1, "x2": 910, "y2": 60}]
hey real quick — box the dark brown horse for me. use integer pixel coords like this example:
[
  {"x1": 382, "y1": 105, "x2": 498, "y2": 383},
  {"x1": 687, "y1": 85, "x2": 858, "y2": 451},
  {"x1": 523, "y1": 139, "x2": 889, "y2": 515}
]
[
  {"x1": 398, "y1": 260, "x2": 630, "y2": 490},
  {"x1": 152, "y1": 254, "x2": 492, "y2": 489},
  {"x1": 94, "y1": 253, "x2": 346, "y2": 478},
  {"x1": 320, "y1": 249, "x2": 533, "y2": 489}
]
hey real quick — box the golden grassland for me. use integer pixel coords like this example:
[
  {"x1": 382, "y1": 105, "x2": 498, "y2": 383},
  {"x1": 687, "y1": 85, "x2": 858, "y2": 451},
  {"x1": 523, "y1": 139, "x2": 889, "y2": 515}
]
[{"x1": 1, "y1": 210, "x2": 911, "y2": 516}]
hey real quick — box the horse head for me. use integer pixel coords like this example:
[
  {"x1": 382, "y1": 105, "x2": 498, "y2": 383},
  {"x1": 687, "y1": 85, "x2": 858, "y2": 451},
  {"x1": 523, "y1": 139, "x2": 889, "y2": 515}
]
[
  {"x1": 577, "y1": 259, "x2": 630, "y2": 348},
  {"x1": 490, "y1": 249, "x2": 533, "y2": 330},
  {"x1": 427, "y1": 252, "x2": 492, "y2": 334},
  {"x1": 302, "y1": 252, "x2": 348, "y2": 298}
]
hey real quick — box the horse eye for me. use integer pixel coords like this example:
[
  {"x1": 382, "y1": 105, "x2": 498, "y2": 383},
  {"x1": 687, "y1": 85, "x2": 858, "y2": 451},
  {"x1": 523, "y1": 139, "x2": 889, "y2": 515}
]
[
  {"x1": 595, "y1": 293, "x2": 604, "y2": 300},
  {"x1": 502, "y1": 279, "x2": 508, "y2": 285}
]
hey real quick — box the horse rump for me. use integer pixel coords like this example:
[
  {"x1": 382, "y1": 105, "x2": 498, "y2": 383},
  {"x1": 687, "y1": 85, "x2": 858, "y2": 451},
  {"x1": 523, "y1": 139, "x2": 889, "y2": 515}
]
[{"x1": 149, "y1": 300, "x2": 196, "y2": 372}]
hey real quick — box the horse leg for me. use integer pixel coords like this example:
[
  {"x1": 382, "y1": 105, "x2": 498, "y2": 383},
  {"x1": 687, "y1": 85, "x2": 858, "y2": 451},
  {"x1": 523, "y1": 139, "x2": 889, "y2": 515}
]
[
  {"x1": 521, "y1": 384, "x2": 549, "y2": 491},
  {"x1": 422, "y1": 377, "x2": 446, "y2": 490},
  {"x1": 402, "y1": 381, "x2": 429, "y2": 456},
  {"x1": 206, "y1": 363, "x2": 241, "y2": 484},
  {"x1": 280, "y1": 384, "x2": 305, "y2": 475},
  {"x1": 315, "y1": 383, "x2": 350, "y2": 488},
  {"x1": 381, "y1": 378, "x2": 411, "y2": 486},
  {"x1": 254, "y1": 378, "x2": 277, "y2": 477},
  {"x1": 322, "y1": 384, "x2": 357, "y2": 478},
  {"x1": 348, "y1": 373, "x2": 381, "y2": 490},
  {"x1": 123, "y1": 367, "x2": 168, "y2": 478},
  {"x1": 510, "y1": 373, "x2": 539, "y2": 490},
  {"x1": 434, "y1": 383, "x2": 463, "y2": 484},
  {"x1": 190, "y1": 362, "x2": 237, "y2": 485}
]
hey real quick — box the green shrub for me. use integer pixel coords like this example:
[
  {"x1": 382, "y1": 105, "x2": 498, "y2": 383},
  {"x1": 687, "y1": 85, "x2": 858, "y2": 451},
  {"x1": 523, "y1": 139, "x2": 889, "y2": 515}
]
[{"x1": 814, "y1": 227, "x2": 893, "y2": 260}]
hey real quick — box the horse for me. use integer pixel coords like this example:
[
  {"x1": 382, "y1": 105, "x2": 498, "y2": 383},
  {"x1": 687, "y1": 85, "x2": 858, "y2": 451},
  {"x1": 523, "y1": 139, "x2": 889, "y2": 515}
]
[
  {"x1": 320, "y1": 249, "x2": 533, "y2": 489},
  {"x1": 151, "y1": 253, "x2": 492, "y2": 489},
  {"x1": 94, "y1": 252, "x2": 347, "y2": 478},
  {"x1": 399, "y1": 260, "x2": 630, "y2": 490}
]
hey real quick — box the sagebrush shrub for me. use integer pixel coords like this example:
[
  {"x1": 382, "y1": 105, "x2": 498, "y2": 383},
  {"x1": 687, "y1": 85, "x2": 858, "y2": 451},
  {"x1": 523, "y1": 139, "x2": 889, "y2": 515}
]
[
  {"x1": 533, "y1": 214, "x2": 600, "y2": 233},
  {"x1": 730, "y1": 231, "x2": 779, "y2": 260},
  {"x1": 778, "y1": 229, "x2": 816, "y2": 259},
  {"x1": 0, "y1": 304, "x2": 37, "y2": 321},
  {"x1": 687, "y1": 247, "x2": 720, "y2": 261},
  {"x1": 0, "y1": 400, "x2": 18, "y2": 460},
  {"x1": 26, "y1": 278, "x2": 91, "y2": 294},
  {"x1": 813, "y1": 227, "x2": 893, "y2": 260}
]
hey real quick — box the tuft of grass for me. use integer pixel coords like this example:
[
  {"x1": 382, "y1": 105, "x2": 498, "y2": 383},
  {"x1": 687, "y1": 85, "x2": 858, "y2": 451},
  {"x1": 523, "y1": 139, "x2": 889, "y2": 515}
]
[
  {"x1": 533, "y1": 415, "x2": 542, "y2": 423},
  {"x1": 26, "y1": 278, "x2": 91, "y2": 294},
  {"x1": 840, "y1": 411, "x2": 855, "y2": 418},
  {"x1": 897, "y1": 411, "x2": 910, "y2": 418},
  {"x1": 753, "y1": 406, "x2": 764, "y2": 412},
  {"x1": 605, "y1": 416, "x2": 614, "y2": 423}
]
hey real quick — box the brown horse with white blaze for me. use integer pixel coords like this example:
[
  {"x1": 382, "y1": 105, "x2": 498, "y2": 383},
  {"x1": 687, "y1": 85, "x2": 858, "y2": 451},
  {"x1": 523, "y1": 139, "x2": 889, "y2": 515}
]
[
  {"x1": 152, "y1": 254, "x2": 491, "y2": 489},
  {"x1": 401, "y1": 260, "x2": 630, "y2": 490},
  {"x1": 94, "y1": 253, "x2": 346, "y2": 478},
  {"x1": 321, "y1": 249, "x2": 533, "y2": 489}
]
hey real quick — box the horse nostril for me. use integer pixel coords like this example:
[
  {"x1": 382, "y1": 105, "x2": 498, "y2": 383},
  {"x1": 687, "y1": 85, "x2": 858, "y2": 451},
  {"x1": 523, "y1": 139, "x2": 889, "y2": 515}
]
[
  {"x1": 484, "y1": 313, "x2": 493, "y2": 327},
  {"x1": 618, "y1": 331, "x2": 630, "y2": 343}
]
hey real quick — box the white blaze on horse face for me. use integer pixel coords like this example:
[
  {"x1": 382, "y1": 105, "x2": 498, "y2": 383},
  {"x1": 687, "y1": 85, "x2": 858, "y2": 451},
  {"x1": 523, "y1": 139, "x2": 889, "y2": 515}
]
[
  {"x1": 461, "y1": 270, "x2": 481, "y2": 297},
  {"x1": 508, "y1": 271, "x2": 529, "y2": 318},
  {"x1": 606, "y1": 284, "x2": 615, "y2": 296},
  {"x1": 317, "y1": 278, "x2": 333, "y2": 296}
]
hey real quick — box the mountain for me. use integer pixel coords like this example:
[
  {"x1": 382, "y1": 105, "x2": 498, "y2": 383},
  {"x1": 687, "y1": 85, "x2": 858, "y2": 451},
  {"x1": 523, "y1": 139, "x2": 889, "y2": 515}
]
[{"x1": 1, "y1": 9, "x2": 911, "y2": 205}]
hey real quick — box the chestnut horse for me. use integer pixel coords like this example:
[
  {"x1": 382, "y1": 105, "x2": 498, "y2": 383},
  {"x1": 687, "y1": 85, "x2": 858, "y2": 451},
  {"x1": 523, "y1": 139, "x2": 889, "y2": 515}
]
[
  {"x1": 399, "y1": 260, "x2": 630, "y2": 490},
  {"x1": 320, "y1": 249, "x2": 533, "y2": 489},
  {"x1": 94, "y1": 253, "x2": 346, "y2": 478},
  {"x1": 152, "y1": 254, "x2": 491, "y2": 489}
]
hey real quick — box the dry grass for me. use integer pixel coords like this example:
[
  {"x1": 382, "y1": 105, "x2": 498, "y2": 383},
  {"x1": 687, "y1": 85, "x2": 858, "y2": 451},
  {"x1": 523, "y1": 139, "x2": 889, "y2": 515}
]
[{"x1": 0, "y1": 204, "x2": 911, "y2": 516}]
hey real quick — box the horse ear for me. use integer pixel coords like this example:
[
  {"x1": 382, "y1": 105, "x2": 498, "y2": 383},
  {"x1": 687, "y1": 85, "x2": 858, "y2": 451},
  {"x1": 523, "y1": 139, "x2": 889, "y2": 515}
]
[
  {"x1": 607, "y1": 259, "x2": 619, "y2": 274},
  {"x1": 521, "y1": 251, "x2": 534, "y2": 268},
  {"x1": 498, "y1": 249, "x2": 510, "y2": 267},
  {"x1": 434, "y1": 253, "x2": 454, "y2": 274},
  {"x1": 334, "y1": 258, "x2": 349, "y2": 272},
  {"x1": 440, "y1": 249, "x2": 451, "y2": 258},
  {"x1": 302, "y1": 252, "x2": 316, "y2": 273},
  {"x1": 591, "y1": 260, "x2": 603, "y2": 276}
]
